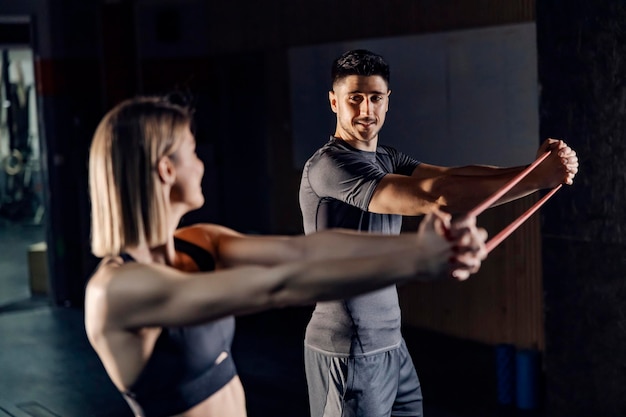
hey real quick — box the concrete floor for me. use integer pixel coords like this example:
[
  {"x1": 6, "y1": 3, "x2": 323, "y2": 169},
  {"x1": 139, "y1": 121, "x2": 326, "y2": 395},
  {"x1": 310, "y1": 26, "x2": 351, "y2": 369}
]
[{"x1": 0, "y1": 220, "x2": 545, "y2": 417}]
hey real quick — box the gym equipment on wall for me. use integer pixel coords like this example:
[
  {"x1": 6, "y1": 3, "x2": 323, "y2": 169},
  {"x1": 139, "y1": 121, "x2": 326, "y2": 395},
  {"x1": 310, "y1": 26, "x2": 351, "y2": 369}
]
[{"x1": 0, "y1": 49, "x2": 41, "y2": 223}]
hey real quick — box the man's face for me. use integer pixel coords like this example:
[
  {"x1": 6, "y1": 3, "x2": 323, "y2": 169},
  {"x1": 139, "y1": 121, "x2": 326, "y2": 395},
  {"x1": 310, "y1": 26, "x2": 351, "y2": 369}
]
[{"x1": 329, "y1": 74, "x2": 390, "y2": 149}]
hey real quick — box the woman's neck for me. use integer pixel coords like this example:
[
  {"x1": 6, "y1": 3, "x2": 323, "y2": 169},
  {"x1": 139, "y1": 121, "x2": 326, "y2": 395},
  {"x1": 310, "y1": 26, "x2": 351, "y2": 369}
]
[{"x1": 123, "y1": 237, "x2": 176, "y2": 266}]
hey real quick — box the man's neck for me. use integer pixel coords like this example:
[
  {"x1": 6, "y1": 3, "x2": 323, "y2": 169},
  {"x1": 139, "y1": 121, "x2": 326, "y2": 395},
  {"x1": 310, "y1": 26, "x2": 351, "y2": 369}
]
[{"x1": 335, "y1": 134, "x2": 378, "y2": 152}]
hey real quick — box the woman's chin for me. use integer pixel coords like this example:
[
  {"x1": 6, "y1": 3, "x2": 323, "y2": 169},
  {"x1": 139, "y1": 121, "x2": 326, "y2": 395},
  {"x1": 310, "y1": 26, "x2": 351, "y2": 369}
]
[
  {"x1": 191, "y1": 197, "x2": 205, "y2": 211},
  {"x1": 174, "y1": 196, "x2": 205, "y2": 216}
]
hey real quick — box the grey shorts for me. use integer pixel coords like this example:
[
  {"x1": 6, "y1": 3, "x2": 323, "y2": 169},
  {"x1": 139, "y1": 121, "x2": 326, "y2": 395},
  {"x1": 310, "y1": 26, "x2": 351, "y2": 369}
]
[{"x1": 304, "y1": 339, "x2": 423, "y2": 417}]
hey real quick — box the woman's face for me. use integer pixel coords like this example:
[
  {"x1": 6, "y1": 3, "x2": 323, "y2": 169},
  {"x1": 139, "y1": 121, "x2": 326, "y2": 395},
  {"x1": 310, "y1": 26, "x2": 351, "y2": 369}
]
[{"x1": 169, "y1": 128, "x2": 205, "y2": 212}]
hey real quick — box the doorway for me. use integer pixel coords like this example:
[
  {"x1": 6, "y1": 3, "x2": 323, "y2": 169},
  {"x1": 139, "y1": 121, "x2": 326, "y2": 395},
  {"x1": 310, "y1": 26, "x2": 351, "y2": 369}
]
[{"x1": 0, "y1": 42, "x2": 47, "y2": 308}]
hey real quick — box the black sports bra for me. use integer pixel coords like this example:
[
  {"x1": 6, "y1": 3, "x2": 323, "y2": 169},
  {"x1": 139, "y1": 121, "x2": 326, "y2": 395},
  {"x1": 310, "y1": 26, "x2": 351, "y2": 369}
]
[{"x1": 121, "y1": 237, "x2": 237, "y2": 417}]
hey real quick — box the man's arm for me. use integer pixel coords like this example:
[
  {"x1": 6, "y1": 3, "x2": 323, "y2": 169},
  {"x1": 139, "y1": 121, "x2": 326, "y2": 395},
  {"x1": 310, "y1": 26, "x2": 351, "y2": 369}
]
[{"x1": 368, "y1": 138, "x2": 578, "y2": 215}]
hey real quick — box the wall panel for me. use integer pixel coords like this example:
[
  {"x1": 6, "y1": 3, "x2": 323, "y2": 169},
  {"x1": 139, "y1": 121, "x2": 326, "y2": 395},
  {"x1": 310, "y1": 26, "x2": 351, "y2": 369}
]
[{"x1": 399, "y1": 193, "x2": 544, "y2": 349}]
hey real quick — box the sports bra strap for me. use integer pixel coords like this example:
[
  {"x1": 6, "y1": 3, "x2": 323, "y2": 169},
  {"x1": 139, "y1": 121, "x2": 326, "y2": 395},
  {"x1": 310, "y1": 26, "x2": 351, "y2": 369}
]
[{"x1": 174, "y1": 237, "x2": 216, "y2": 272}]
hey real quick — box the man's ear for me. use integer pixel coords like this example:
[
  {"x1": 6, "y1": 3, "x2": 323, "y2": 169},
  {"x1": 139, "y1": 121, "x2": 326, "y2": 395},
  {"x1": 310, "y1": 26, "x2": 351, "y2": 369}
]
[
  {"x1": 329, "y1": 90, "x2": 338, "y2": 114},
  {"x1": 157, "y1": 156, "x2": 176, "y2": 184}
]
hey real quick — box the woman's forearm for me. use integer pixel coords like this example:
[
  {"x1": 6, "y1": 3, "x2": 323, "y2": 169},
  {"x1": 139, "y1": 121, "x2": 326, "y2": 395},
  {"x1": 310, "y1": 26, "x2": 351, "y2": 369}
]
[
  {"x1": 294, "y1": 230, "x2": 419, "y2": 261},
  {"x1": 269, "y1": 248, "x2": 440, "y2": 307}
]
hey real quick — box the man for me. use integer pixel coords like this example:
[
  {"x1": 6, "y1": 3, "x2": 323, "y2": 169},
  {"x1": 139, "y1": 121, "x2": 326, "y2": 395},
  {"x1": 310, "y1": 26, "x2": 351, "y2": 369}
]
[{"x1": 298, "y1": 49, "x2": 578, "y2": 417}]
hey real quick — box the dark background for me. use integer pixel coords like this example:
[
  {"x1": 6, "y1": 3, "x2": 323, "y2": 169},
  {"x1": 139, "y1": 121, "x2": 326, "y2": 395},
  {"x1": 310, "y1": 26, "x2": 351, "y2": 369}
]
[{"x1": 0, "y1": 1, "x2": 625, "y2": 416}]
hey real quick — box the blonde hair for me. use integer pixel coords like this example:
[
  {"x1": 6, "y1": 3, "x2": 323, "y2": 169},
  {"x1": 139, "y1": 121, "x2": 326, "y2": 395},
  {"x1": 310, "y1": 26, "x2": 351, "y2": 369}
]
[{"x1": 89, "y1": 96, "x2": 193, "y2": 257}]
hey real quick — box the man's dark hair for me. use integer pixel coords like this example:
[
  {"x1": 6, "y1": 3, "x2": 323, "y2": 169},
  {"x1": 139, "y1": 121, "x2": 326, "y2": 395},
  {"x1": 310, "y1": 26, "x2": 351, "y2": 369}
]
[{"x1": 331, "y1": 49, "x2": 390, "y2": 88}]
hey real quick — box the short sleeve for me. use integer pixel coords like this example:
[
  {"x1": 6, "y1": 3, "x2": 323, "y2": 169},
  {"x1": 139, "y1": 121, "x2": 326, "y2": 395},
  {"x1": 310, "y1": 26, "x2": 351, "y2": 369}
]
[
  {"x1": 379, "y1": 145, "x2": 420, "y2": 175},
  {"x1": 307, "y1": 151, "x2": 386, "y2": 211}
]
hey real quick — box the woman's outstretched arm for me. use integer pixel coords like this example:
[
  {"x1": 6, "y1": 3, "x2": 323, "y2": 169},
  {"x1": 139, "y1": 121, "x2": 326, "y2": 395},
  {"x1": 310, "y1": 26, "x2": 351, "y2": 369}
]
[{"x1": 87, "y1": 212, "x2": 486, "y2": 331}]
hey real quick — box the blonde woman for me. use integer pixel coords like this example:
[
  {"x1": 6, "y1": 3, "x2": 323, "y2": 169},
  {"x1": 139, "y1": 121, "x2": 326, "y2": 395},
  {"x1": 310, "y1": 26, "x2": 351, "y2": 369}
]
[{"x1": 85, "y1": 96, "x2": 487, "y2": 417}]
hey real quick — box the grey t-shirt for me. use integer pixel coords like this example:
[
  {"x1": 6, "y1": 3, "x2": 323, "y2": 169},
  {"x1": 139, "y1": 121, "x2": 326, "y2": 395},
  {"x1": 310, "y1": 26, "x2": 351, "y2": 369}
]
[{"x1": 299, "y1": 137, "x2": 420, "y2": 355}]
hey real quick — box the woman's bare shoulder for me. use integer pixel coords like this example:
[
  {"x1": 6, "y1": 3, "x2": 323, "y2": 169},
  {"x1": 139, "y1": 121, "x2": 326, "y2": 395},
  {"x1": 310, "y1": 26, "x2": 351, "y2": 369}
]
[
  {"x1": 176, "y1": 222, "x2": 241, "y2": 236},
  {"x1": 86, "y1": 257, "x2": 157, "y2": 303},
  {"x1": 88, "y1": 256, "x2": 124, "y2": 288},
  {"x1": 175, "y1": 223, "x2": 243, "y2": 247}
]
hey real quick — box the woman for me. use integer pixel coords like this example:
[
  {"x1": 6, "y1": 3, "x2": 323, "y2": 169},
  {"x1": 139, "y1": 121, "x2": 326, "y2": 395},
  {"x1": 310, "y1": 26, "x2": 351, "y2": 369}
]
[{"x1": 84, "y1": 95, "x2": 487, "y2": 417}]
